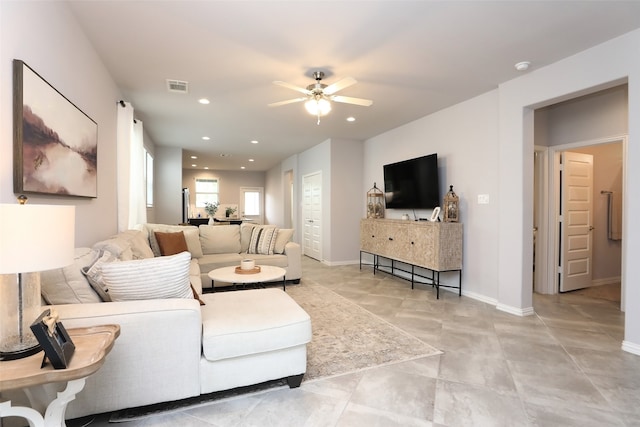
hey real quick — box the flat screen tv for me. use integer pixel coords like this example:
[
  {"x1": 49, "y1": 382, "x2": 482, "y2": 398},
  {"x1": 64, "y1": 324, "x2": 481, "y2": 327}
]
[{"x1": 383, "y1": 153, "x2": 439, "y2": 209}]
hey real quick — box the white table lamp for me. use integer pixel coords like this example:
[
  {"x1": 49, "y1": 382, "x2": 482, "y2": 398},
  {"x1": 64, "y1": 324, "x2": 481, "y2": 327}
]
[{"x1": 0, "y1": 199, "x2": 75, "y2": 360}]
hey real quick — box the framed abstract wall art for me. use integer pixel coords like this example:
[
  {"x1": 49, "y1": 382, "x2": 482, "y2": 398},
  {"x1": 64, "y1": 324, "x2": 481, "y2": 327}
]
[{"x1": 13, "y1": 59, "x2": 98, "y2": 198}]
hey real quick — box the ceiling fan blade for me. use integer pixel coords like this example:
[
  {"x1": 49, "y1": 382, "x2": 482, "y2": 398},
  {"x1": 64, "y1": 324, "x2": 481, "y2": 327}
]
[
  {"x1": 331, "y1": 95, "x2": 373, "y2": 107},
  {"x1": 323, "y1": 77, "x2": 357, "y2": 95},
  {"x1": 273, "y1": 81, "x2": 311, "y2": 95},
  {"x1": 267, "y1": 97, "x2": 308, "y2": 107}
]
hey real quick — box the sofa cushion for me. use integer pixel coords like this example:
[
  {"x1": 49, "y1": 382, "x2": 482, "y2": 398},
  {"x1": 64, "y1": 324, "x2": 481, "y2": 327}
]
[
  {"x1": 143, "y1": 224, "x2": 203, "y2": 258},
  {"x1": 274, "y1": 229, "x2": 294, "y2": 254},
  {"x1": 200, "y1": 288, "x2": 311, "y2": 362},
  {"x1": 40, "y1": 248, "x2": 102, "y2": 304},
  {"x1": 247, "y1": 226, "x2": 278, "y2": 255},
  {"x1": 155, "y1": 231, "x2": 189, "y2": 256},
  {"x1": 240, "y1": 253, "x2": 289, "y2": 268},
  {"x1": 101, "y1": 251, "x2": 192, "y2": 301},
  {"x1": 240, "y1": 223, "x2": 255, "y2": 253},
  {"x1": 199, "y1": 225, "x2": 241, "y2": 255},
  {"x1": 198, "y1": 253, "x2": 244, "y2": 273}
]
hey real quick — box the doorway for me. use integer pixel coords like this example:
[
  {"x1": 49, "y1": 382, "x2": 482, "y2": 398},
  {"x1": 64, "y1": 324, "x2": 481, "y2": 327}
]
[
  {"x1": 302, "y1": 171, "x2": 322, "y2": 261},
  {"x1": 534, "y1": 137, "x2": 625, "y2": 310}
]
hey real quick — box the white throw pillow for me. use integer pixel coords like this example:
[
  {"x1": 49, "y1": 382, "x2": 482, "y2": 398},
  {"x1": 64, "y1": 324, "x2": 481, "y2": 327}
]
[
  {"x1": 247, "y1": 226, "x2": 279, "y2": 255},
  {"x1": 81, "y1": 250, "x2": 118, "y2": 302},
  {"x1": 101, "y1": 251, "x2": 192, "y2": 301},
  {"x1": 274, "y1": 229, "x2": 294, "y2": 254},
  {"x1": 40, "y1": 248, "x2": 102, "y2": 304},
  {"x1": 240, "y1": 223, "x2": 256, "y2": 253}
]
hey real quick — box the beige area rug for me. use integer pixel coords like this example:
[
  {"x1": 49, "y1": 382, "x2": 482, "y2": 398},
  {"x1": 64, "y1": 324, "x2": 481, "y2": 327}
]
[
  {"x1": 287, "y1": 281, "x2": 442, "y2": 381},
  {"x1": 108, "y1": 283, "x2": 441, "y2": 422}
]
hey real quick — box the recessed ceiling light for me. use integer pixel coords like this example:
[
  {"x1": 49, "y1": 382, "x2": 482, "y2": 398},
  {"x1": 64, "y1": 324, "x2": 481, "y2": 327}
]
[
  {"x1": 191, "y1": 155, "x2": 197, "y2": 159},
  {"x1": 204, "y1": 167, "x2": 209, "y2": 170},
  {"x1": 198, "y1": 98, "x2": 210, "y2": 105},
  {"x1": 191, "y1": 164, "x2": 197, "y2": 167},
  {"x1": 251, "y1": 140, "x2": 259, "y2": 144},
  {"x1": 202, "y1": 136, "x2": 210, "y2": 141},
  {"x1": 346, "y1": 117, "x2": 356, "y2": 122},
  {"x1": 515, "y1": 61, "x2": 531, "y2": 71},
  {"x1": 249, "y1": 159, "x2": 254, "y2": 162},
  {"x1": 241, "y1": 166, "x2": 246, "y2": 170}
]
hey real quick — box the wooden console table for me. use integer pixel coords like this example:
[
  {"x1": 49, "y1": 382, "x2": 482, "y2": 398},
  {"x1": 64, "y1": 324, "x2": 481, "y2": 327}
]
[
  {"x1": 360, "y1": 219, "x2": 463, "y2": 298},
  {"x1": 0, "y1": 324, "x2": 120, "y2": 427}
]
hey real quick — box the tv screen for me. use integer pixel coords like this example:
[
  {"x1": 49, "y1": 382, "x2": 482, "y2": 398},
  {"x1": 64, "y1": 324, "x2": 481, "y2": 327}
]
[{"x1": 383, "y1": 154, "x2": 439, "y2": 209}]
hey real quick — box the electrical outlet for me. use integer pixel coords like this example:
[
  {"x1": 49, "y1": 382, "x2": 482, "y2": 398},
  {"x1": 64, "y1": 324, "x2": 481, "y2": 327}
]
[{"x1": 477, "y1": 194, "x2": 490, "y2": 204}]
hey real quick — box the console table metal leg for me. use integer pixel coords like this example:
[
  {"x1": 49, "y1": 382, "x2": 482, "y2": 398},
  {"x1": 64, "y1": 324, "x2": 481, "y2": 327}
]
[
  {"x1": 436, "y1": 271, "x2": 440, "y2": 299},
  {"x1": 411, "y1": 264, "x2": 415, "y2": 289},
  {"x1": 459, "y1": 270, "x2": 462, "y2": 296}
]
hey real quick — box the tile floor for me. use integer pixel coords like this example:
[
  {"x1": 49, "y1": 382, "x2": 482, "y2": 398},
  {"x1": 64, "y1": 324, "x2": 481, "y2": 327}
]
[{"x1": 70, "y1": 257, "x2": 638, "y2": 427}]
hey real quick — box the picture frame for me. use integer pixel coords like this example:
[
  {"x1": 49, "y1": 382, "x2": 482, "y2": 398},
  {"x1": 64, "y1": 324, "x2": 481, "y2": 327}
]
[
  {"x1": 30, "y1": 309, "x2": 75, "y2": 369},
  {"x1": 13, "y1": 59, "x2": 98, "y2": 198}
]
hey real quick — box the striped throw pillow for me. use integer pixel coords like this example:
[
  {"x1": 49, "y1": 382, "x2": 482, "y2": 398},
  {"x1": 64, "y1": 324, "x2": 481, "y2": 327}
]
[
  {"x1": 101, "y1": 251, "x2": 192, "y2": 301},
  {"x1": 247, "y1": 226, "x2": 279, "y2": 255}
]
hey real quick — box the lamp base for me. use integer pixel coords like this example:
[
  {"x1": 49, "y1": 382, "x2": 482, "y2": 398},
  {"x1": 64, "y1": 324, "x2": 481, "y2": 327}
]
[{"x1": 0, "y1": 343, "x2": 41, "y2": 361}]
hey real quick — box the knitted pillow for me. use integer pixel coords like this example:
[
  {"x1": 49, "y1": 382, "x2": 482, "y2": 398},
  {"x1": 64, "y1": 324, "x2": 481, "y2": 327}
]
[{"x1": 247, "y1": 226, "x2": 278, "y2": 255}]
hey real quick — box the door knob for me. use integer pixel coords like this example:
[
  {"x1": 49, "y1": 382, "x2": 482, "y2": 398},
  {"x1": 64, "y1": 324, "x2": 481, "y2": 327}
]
[{"x1": 589, "y1": 226, "x2": 595, "y2": 231}]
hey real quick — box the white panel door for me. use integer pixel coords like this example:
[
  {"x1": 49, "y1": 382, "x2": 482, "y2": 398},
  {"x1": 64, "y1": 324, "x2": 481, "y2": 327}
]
[
  {"x1": 560, "y1": 152, "x2": 594, "y2": 292},
  {"x1": 302, "y1": 172, "x2": 322, "y2": 261}
]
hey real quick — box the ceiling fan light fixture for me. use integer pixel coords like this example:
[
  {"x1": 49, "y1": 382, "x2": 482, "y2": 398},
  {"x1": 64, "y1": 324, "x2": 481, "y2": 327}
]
[{"x1": 305, "y1": 97, "x2": 331, "y2": 116}]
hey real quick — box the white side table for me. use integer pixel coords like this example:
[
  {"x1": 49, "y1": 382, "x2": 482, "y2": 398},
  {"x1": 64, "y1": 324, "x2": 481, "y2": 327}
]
[
  {"x1": 208, "y1": 265, "x2": 287, "y2": 291},
  {"x1": 0, "y1": 324, "x2": 120, "y2": 427}
]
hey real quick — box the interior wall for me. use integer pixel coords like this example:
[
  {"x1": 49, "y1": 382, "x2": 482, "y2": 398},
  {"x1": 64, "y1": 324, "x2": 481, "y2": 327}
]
[
  {"x1": 154, "y1": 146, "x2": 182, "y2": 225},
  {"x1": 182, "y1": 168, "x2": 265, "y2": 219},
  {"x1": 329, "y1": 139, "x2": 364, "y2": 265},
  {"x1": 0, "y1": 1, "x2": 123, "y2": 247},
  {"x1": 363, "y1": 90, "x2": 501, "y2": 301}
]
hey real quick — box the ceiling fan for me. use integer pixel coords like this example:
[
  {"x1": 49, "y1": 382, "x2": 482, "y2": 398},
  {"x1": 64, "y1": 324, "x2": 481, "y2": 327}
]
[{"x1": 268, "y1": 71, "x2": 373, "y2": 124}]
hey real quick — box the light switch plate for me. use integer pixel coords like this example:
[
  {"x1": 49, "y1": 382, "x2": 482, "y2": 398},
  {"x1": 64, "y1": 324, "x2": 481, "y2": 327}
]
[{"x1": 478, "y1": 194, "x2": 490, "y2": 204}]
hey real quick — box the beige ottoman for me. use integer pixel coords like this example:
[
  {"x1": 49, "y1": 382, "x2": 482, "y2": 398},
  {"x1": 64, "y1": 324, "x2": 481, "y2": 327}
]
[{"x1": 198, "y1": 288, "x2": 312, "y2": 394}]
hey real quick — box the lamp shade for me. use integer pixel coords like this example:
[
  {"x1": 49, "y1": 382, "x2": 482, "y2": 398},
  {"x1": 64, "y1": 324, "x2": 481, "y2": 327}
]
[{"x1": 0, "y1": 204, "x2": 75, "y2": 274}]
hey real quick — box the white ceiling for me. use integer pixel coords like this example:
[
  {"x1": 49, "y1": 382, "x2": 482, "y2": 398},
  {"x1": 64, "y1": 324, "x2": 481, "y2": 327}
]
[{"x1": 66, "y1": 1, "x2": 640, "y2": 172}]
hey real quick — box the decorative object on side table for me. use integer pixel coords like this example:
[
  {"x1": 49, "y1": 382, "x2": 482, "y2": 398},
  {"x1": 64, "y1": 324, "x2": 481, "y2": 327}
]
[
  {"x1": 30, "y1": 309, "x2": 75, "y2": 369},
  {"x1": 205, "y1": 201, "x2": 219, "y2": 225},
  {"x1": 366, "y1": 182, "x2": 384, "y2": 219},
  {"x1": 443, "y1": 185, "x2": 459, "y2": 222},
  {"x1": 0, "y1": 197, "x2": 75, "y2": 361}
]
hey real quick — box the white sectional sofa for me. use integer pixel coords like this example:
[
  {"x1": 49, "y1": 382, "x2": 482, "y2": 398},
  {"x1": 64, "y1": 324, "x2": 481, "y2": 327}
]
[
  {"x1": 140, "y1": 223, "x2": 302, "y2": 289},
  {"x1": 28, "y1": 225, "x2": 311, "y2": 420}
]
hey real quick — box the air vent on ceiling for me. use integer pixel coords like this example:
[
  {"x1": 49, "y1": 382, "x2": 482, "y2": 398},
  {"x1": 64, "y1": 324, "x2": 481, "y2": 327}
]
[{"x1": 166, "y1": 79, "x2": 188, "y2": 93}]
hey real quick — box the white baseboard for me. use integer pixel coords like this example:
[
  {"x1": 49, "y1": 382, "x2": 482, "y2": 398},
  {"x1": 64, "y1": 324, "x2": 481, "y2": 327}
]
[
  {"x1": 322, "y1": 259, "x2": 360, "y2": 267},
  {"x1": 496, "y1": 303, "x2": 536, "y2": 317},
  {"x1": 622, "y1": 340, "x2": 640, "y2": 356},
  {"x1": 591, "y1": 276, "x2": 621, "y2": 286},
  {"x1": 460, "y1": 289, "x2": 497, "y2": 306}
]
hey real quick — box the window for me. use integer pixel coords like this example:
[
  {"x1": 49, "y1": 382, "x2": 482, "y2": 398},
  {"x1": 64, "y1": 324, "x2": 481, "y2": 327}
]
[
  {"x1": 195, "y1": 178, "x2": 219, "y2": 207},
  {"x1": 144, "y1": 149, "x2": 153, "y2": 207},
  {"x1": 243, "y1": 190, "x2": 260, "y2": 215}
]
